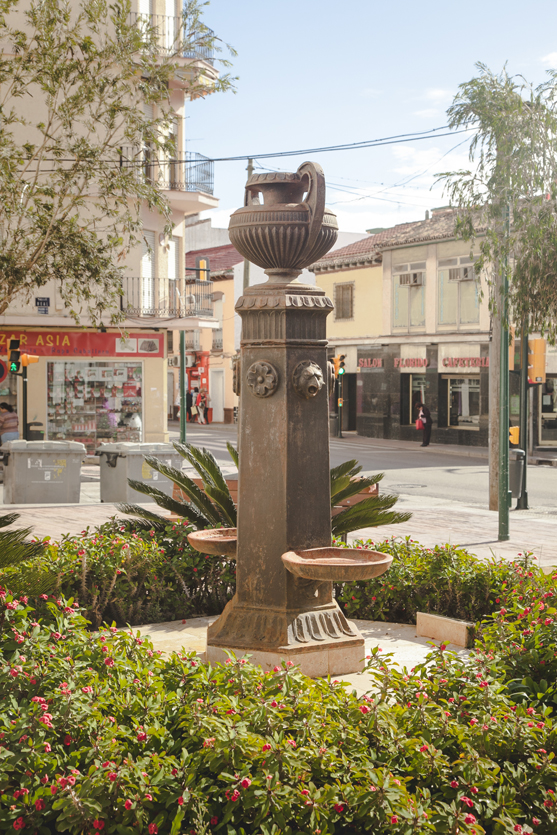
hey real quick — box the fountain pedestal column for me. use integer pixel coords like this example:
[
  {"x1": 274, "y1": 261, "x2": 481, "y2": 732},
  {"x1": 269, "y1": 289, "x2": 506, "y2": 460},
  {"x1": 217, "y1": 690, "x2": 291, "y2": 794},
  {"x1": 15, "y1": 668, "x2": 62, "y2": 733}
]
[{"x1": 206, "y1": 277, "x2": 365, "y2": 676}]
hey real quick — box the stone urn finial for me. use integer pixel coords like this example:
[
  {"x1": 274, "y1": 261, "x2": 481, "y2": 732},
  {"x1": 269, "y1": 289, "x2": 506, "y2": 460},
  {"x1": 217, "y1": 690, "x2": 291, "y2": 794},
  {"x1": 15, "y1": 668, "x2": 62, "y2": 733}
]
[{"x1": 228, "y1": 161, "x2": 338, "y2": 282}]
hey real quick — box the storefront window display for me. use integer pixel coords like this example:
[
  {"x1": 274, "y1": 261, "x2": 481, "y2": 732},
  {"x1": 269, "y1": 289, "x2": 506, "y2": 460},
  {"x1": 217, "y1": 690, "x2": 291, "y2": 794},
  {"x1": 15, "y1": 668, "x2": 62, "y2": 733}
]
[
  {"x1": 446, "y1": 376, "x2": 480, "y2": 429},
  {"x1": 539, "y1": 376, "x2": 557, "y2": 445},
  {"x1": 47, "y1": 361, "x2": 143, "y2": 454}
]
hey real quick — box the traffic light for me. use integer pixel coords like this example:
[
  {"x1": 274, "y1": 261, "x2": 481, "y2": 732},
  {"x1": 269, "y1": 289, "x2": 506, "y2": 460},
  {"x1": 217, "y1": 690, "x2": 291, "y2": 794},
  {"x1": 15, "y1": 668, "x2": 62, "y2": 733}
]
[
  {"x1": 332, "y1": 355, "x2": 340, "y2": 377},
  {"x1": 8, "y1": 338, "x2": 20, "y2": 373},
  {"x1": 528, "y1": 338, "x2": 546, "y2": 383},
  {"x1": 338, "y1": 355, "x2": 346, "y2": 376},
  {"x1": 509, "y1": 426, "x2": 520, "y2": 445},
  {"x1": 21, "y1": 354, "x2": 39, "y2": 367}
]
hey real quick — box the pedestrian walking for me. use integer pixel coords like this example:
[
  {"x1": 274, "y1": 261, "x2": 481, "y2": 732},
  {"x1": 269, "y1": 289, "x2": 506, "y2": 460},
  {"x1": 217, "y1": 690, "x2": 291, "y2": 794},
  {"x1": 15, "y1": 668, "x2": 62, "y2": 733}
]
[
  {"x1": 186, "y1": 389, "x2": 193, "y2": 422},
  {"x1": 190, "y1": 387, "x2": 199, "y2": 422},
  {"x1": 0, "y1": 403, "x2": 20, "y2": 444},
  {"x1": 197, "y1": 388, "x2": 207, "y2": 425},
  {"x1": 416, "y1": 402, "x2": 432, "y2": 447}
]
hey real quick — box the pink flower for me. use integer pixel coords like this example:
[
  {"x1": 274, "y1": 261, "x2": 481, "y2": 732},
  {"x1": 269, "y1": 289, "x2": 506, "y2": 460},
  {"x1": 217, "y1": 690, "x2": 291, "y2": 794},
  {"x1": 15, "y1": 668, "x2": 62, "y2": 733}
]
[
  {"x1": 148, "y1": 825, "x2": 158, "y2": 835},
  {"x1": 145, "y1": 794, "x2": 152, "y2": 801},
  {"x1": 178, "y1": 797, "x2": 184, "y2": 806},
  {"x1": 333, "y1": 803, "x2": 344, "y2": 813},
  {"x1": 514, "y1": 826, "x2": 523, "y2": 833},
  {"x1": 359, "y1": 705, "x2": 370, "y2": 714},
  {"x1": 301, "y1": 789, "x2": 309, "y2": 796},
  {"x1": 124, "y1": 800, "x2": 133, "y2": 810},
  {"x1": 44, "y1": 743, "x2": 51, "y2": 753},
  {"x1": 64, "y1": 735, "x2": 72, "y2": 746},
  {"x1": 390, "y1": 816, "x2": 399, "y2": 824},
  {"x1": 240, "y1": 778, "x2": 251, "y2": 789},
  {"x1": 230, "y1": 789, "x2": 240, "y2": 802},
  {"x1": 286, "y1": 740, "x2": 296, "y2": 748},
  {"x1": 13, "y1": 819, "x2": 25, "y2": 831},
  {"x1": 450, "y1": 780, "x2": 458, "y2": 788},
  {"x1": 461, "y1": 796, "x2": 474, "y2": 808},
  {"x1": 262, "y1": 744, "x2": 271, "y2": 751},
  {"x1": 108, "y1": 772, "x2": 118, "y2": 782},
  {"x1": 464, "y1": 814, "x2": 476, "y2": 824},
  {"x1": 104, "y1": 657, "x2": 114, "y2": 667},
  {"x1": 470, "y1": 718, "x2": 478, "y2": 726},
  {"x1": 137, "y1": 731, "x2": 147, "y2": 742},
  {"x1": 35, "y1": 799, "x2": 45, "y2": 811},
  {"x1": 419, "y1": 744, "x2": 428, "y2": 752},
  {"x1": 210, "y1": 817, "x2": 218, "y2": 826},
  {"x1": 41, "y1": 775, "x2": 49, "y2": 785},
  {"x1": 50, "y1": 786, "x2": 57, "y2": 795},
  {"x1": 93, "y1": 822, "x2": 105, "y2": 831},
  {"x1": 532, "y1": 818, "x2": 541, "y2": 826}
]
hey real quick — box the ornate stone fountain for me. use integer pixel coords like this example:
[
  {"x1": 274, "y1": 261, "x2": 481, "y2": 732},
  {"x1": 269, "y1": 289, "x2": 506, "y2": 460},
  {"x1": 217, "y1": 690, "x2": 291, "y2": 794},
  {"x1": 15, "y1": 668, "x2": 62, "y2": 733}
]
[{"x1": 192, "y1": 162, "x2": 391, "y2": 676}]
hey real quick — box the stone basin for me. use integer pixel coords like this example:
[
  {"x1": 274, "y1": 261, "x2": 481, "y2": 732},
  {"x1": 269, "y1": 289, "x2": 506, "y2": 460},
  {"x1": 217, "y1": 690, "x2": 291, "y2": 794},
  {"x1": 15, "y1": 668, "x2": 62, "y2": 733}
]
[
  {"x1": 187, "y1": 528, "x2": 237, "y2": 558},
  {"x1": 281, "y1": 547, "x2": 392, "y2": 582}
]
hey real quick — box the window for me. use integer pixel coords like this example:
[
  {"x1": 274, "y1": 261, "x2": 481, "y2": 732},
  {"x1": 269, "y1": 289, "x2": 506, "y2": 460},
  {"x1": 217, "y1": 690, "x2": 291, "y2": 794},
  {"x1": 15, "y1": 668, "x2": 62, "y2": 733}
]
[
  {"x1": 445, "y1": 375, "x2": 480, "y2": 429},
  {"x1": 167, "y1": 330, "x2": 173, "y2": 352},
  {"x1": 393, "y1": 262, "x2": 425, "y2": 329},
  {"x1": 438, "y1": 256, "x2": 479, "y2": 326},
  {"x1": 47, "y1": 361, "x2": 143, "y2": 454},
  {"x1": 168, "y1": 236, "x2": 180, "y2": 313},
  {"x1": 334, "y1": 282, "x2": 354, "y2": 320},
  {"x1": 141, "y1": 231, "x2": 155, "y2": 313}
]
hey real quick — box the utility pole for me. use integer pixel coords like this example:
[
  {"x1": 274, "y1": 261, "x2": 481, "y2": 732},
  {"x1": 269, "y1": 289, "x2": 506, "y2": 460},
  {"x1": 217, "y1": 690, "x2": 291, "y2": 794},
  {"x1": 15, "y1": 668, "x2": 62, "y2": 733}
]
[
  {"x1": 243, "y1": 158, "x2": 254, "y2": 292},
  {"x1": 179, "y1": 330, "x2": 187, "y2": 444},
  {"x1": 516, "y1": 319, "x2": 529, "y2": 509},
  {"x1": 498, "y1": 206, "x2": 511, "y2": 540}
]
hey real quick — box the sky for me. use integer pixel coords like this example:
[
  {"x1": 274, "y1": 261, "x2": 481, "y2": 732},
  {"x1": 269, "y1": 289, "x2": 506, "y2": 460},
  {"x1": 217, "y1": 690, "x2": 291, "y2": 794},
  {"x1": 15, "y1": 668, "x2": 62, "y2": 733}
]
[{"x1": 187, "y1": 0, "x2": 557, "y2": 235}]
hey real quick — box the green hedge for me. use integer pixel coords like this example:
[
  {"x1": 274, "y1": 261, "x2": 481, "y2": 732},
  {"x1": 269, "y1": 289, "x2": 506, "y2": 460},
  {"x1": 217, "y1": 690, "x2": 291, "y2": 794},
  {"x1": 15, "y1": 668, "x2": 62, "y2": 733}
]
[
  {"x1": 336, "y1": 537, "x2": 546, "y2": 625},
  {"x1": 1, "y1": 588, "x2": 556, "y2": 833}
]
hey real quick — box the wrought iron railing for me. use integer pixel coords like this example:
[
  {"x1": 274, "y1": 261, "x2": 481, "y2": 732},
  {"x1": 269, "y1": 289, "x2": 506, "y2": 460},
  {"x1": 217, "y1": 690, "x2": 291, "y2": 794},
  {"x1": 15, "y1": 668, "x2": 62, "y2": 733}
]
[
  {"x1": 211, "y1": 328, "x2": 223, "y2": 352},
  {"x1": 129, "y1": 13, "x2": 215, "y2": 64},
  {"x1": 120, "y1": 148, "x2": 214, "y2": 195},
  {"x1": 120, "y1": 277, "x2": 214, "y2": 318}
]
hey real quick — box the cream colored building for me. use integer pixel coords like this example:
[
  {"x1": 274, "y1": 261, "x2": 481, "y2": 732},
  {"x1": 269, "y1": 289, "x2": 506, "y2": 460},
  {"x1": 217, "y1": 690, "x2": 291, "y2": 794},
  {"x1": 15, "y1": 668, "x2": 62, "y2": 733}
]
[{"x1": 0, "y1": 1, "x2": 221, "y2": 451}]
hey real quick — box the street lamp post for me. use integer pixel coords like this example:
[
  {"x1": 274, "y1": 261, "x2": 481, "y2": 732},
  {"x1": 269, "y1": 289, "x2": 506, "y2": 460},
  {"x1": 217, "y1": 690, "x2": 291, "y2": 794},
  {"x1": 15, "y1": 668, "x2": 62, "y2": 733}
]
[{"x1": 498, "y1": 208, "x2": 511, "y2": 541}]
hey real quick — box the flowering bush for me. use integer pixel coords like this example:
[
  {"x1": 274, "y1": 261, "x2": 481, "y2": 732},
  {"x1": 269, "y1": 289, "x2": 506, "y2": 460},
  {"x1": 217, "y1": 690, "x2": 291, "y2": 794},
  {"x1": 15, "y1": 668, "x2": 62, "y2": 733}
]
[
  {"x1": 39, "y1": 521, "x2": 236, "y2": 628},
  {"x1": 336, "y1": 538, "x2": 544, "y2": 625},
  {"x1": 477, "y1": 565, "x2": 557, "y2": 707},
  {"x1": 0, "y1": 590, "x2": 556, "y2": 834}
]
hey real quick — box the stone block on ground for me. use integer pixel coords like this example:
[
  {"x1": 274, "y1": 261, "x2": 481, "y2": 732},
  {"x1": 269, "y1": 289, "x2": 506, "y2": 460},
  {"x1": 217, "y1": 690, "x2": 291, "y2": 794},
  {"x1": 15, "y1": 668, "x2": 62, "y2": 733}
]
[{"x1": 416, "y1": 611, "x2": 475, "y2": 648}]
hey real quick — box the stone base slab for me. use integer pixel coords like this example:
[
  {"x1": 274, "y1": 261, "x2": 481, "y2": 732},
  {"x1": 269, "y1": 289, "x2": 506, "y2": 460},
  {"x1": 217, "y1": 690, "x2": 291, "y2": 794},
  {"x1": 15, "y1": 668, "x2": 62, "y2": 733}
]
[
  {"x1": 416, "y1": 611, "x2": 475, "y2": 648},
  {"x1": 206, "y1": 638, "x2": 365, "y2": 677}
]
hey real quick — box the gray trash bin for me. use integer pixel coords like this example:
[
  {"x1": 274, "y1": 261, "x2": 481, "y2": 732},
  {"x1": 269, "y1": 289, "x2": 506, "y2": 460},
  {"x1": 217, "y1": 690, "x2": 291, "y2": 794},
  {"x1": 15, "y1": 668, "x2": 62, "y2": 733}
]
[
  {"x1": 329, "y1": 413, "x2": 339, "y2": 438},
  {"x1": 98, "y1": 442, "x2": 183, "y2": 503},
  {"x1": 2, "y1": 440, "x2": 86, "y2": 504},
  {"x1": 509, "y1": 448, "x2": 525, "y2": 499}
]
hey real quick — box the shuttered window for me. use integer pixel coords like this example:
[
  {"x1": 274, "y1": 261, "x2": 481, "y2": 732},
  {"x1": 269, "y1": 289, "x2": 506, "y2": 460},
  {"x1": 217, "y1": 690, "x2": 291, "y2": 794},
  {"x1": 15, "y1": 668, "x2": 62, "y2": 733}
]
[
  {"x1": 334, "y1": 283, "x2": 354, "y2": 320},
  {"x1": 141, "y1": 231, "x2": 155, "y2": 312}
]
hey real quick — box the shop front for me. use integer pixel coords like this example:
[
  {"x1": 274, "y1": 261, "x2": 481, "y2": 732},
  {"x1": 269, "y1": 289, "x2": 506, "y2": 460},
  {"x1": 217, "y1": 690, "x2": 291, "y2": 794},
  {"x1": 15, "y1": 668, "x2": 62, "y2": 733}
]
[
  {"x1": 0, "y1": 329, "x2": 168, "y2": 453},
  {"x1": 356, "y1": 342, "x2": 490, "y2": 447}
]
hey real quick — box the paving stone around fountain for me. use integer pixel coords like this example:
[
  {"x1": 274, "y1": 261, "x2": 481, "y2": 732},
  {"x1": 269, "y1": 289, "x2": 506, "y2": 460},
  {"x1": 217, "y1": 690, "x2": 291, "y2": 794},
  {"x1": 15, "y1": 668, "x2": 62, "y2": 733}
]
[{"x1": 129, "y1": 616, "x2": 470, "y2": 696}]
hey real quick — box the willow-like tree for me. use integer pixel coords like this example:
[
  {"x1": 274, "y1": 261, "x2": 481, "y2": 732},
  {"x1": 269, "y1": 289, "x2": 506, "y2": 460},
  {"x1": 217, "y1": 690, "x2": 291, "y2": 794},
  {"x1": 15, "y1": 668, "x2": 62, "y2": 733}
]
[
  {"x1": 439, "y1": 63, "x2": 557, "y2": 340},
  {"x1": 0, "y1": 0, "x2": 234, "y2": 324}
]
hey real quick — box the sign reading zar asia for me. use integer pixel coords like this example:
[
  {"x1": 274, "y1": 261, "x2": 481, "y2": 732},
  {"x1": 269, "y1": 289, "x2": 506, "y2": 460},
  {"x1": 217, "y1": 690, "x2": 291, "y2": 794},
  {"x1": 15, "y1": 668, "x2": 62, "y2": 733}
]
[{"x1": 0, "y1": 330, "x2": 164, "y2": 359}]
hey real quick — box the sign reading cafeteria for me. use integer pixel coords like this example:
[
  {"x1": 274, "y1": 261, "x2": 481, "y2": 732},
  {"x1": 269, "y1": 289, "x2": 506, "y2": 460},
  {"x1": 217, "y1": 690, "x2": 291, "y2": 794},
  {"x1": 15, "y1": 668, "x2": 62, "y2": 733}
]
[
  {"x1": 0, "y1": 330, "x2": 164, "y2": 358},
  {"x1": 442, "y1": 356, "x2": 489, "y2": 368}
]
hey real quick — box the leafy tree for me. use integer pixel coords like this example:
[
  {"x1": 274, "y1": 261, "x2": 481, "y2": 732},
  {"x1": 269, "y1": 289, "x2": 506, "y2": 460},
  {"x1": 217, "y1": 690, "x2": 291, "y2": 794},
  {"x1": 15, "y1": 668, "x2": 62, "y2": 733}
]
[
  {"x1": 119, "y1": 442, "x2": 411, "y2": 538},
  {"x1": 0, "y1": 0, "x2": 234, "y2": 324},
  {"x1": 439, "y1": 63, "x2": 557, "y2": 339}
]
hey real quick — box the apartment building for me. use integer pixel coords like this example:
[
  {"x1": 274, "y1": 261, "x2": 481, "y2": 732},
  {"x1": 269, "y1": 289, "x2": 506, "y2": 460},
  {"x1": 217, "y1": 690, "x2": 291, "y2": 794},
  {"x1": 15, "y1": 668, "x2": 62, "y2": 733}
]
[{"x1": 0, "y1": 0, "x2": 220, "y2": 453}]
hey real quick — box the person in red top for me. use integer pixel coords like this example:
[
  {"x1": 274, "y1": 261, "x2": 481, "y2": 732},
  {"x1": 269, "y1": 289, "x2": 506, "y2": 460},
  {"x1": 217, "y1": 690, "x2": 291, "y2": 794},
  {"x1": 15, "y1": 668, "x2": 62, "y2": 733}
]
[
  {"x1": 0, "y1": 403, "x2": 19, "y2": 445},
  {"x1": 417, "y1": 402, "x2": 432, "y2": 447}
]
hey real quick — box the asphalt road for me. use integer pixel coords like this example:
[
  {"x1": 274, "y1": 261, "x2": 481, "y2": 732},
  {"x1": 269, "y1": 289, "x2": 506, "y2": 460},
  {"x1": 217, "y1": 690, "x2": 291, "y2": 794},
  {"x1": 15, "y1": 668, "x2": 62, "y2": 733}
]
[{"x1": 171, "y1": 423, "x2": 557, "y2": 518}]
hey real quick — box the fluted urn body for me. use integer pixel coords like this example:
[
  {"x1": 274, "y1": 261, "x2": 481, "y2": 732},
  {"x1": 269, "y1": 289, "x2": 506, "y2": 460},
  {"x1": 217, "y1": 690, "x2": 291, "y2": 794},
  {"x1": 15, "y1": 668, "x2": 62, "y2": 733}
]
[{"x1": 229, "y1": 162, "x2": 338, "y2": 280}]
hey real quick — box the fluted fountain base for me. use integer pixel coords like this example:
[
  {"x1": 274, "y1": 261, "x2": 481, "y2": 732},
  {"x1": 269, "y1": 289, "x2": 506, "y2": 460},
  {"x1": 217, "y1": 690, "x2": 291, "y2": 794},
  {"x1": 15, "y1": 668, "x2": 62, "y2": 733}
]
[{"x1": 206, "y1": 597, "x2": 366, "y2": 677}]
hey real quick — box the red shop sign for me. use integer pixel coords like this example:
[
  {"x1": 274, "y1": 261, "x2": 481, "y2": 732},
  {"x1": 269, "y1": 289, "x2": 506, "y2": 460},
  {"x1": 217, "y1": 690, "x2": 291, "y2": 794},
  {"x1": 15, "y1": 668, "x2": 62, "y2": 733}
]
[
  {"x1": 442, "y1": 357, "x2": 489, "y2": 368},
  {"x1": 394, "y1": 358, "x2": 429, "y2": 368},
  {"x1": 0, "y1": 330, "x2": 164, "y2": 359}
]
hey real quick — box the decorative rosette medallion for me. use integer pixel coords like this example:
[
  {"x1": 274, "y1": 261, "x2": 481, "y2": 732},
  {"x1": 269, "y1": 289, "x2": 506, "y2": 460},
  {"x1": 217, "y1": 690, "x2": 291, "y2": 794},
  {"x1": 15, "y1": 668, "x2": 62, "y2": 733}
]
[{"x1": 246, "y1": 361, "x2": 279, "y2": 398}]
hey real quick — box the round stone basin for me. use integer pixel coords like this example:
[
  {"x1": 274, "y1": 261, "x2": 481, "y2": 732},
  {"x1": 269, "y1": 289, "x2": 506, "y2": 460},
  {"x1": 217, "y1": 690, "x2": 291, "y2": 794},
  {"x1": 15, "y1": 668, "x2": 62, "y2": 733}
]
[
  {"x1": 188, "y1": 528, "x2": 237, "y2": 558},
  {"x1": 281, "y1": 547, "x2": 392, "y2": 582}
]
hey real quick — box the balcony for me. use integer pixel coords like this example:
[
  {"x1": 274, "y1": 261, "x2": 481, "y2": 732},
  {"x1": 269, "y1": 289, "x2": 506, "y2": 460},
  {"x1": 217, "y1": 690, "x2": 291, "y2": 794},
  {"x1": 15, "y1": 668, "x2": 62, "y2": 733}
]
[
  {"x1": 121, "y1": 148, "x2": 217, "y2": 211},
  {"x1": 120, "y1": 277, "x2": 214, "y2": 320},
  {"x1": 211, "y1": 328, "x2": 223, "y2": 352},
  {"x1": 129, "y1": 13, "x2": 215, "y2": 64}
]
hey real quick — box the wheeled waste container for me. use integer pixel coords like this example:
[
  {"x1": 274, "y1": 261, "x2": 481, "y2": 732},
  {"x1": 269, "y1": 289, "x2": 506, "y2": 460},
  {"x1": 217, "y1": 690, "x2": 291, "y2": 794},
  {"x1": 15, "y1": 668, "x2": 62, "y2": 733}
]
[
  {"x1": 2, "y1": 440, "x2": 86, "y2": 504},
  {"x1": 509, "y1": 448, "x2": 526, "y2": 499},
  {"x1": 98, "y1": 442, "x2": 183, "y2": 503}
]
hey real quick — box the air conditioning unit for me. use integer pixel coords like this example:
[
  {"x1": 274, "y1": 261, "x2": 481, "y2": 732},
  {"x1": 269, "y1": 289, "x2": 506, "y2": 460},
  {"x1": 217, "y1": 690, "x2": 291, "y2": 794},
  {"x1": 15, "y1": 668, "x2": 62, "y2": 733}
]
[
  {"x1": 185, "y1": 353, "x2": 196, "y2": 368},
  {"x1": 399, "y1": 272, "x2": 424, "y2": 286},
  {"x1": 167, "y1": 356, "x2": 179, "y2": 367}
]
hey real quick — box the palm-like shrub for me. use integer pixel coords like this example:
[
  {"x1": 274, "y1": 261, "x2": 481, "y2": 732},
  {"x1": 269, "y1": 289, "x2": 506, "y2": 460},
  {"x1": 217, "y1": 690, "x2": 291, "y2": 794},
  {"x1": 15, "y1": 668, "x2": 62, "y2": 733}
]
[
  {"x1": 119, "y1": 442, "x2": 410, "y2": 537},
  {"x1": 0, "y1": 512, "x2": 52, "y2": 596}
]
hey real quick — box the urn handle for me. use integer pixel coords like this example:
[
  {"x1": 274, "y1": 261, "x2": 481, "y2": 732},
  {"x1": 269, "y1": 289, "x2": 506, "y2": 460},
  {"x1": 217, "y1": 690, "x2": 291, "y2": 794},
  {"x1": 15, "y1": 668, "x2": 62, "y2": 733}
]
[{"x1": 297, "y1": 161, "x2": 326, "y2": 254}]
